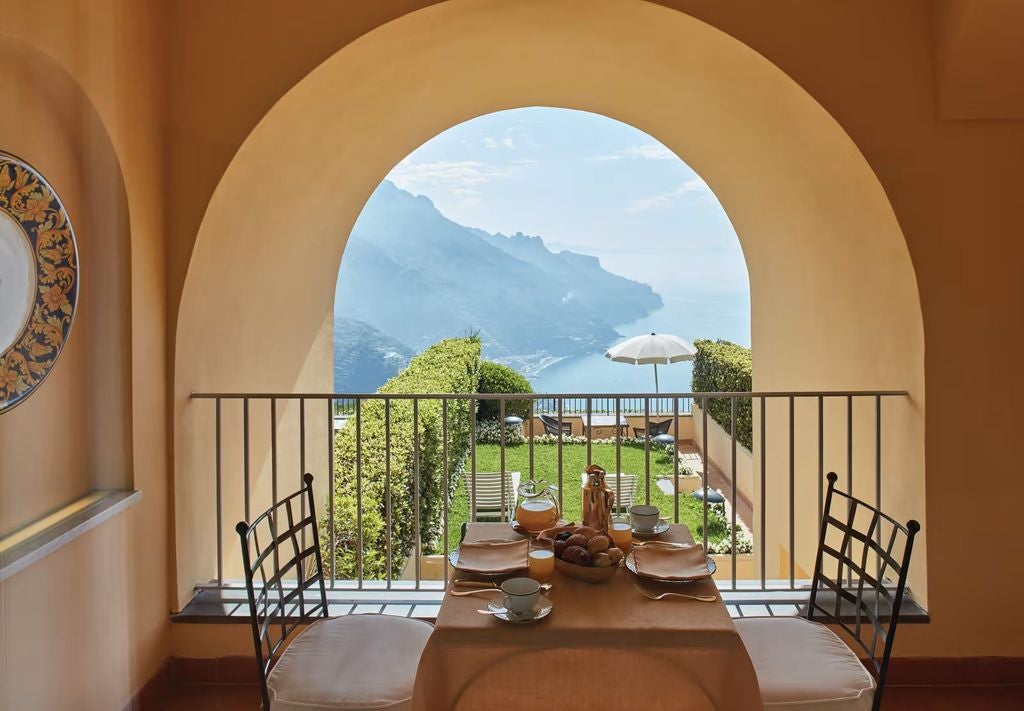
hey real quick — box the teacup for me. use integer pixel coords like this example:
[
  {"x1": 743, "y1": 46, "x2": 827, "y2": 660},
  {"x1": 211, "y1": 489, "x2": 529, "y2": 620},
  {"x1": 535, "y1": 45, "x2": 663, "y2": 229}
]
[
  {"x1": 501, "y1": 576, "x2": 541, "y2": 617},
  {"x1": 629, "y1": 504, "x2": 667, "y2": 533}
]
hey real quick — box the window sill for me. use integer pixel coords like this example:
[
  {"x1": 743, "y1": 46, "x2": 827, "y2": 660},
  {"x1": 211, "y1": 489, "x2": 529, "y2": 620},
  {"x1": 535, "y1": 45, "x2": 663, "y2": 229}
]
[{"x1": 0, "y1": 489, "x2": 142, "y2": 582}]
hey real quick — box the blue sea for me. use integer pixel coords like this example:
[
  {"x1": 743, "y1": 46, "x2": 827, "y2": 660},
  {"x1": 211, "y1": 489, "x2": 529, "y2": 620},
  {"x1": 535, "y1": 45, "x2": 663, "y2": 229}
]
[{"x1": 526, "y1": 290, "x2": 749, "y2": 395}]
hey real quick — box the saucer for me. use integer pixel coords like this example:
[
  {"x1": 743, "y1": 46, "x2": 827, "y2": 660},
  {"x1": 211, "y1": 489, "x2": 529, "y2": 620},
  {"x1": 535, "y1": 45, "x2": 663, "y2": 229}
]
[
  {"x1": 631, "y1": 521, "x2": 670, "y2": 537},
  {"x1": 486, "y1": 594, "x2": 553, "y2": 624},
  {"x1": 511, "y1": 519, "x2": 568, "y2": 537}
]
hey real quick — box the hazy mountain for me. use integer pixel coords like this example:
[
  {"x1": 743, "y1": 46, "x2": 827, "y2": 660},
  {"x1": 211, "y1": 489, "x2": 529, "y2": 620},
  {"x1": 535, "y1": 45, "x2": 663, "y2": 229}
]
[
  {"x1": 334, "y1": 181, "x2": 662, "y2": 389},
  {"x1": 333, "y1": 317, "x2": 414, "y2": 392},
  {"x1": 475, "y1": 229, "x2": 662, "y2": 327}
]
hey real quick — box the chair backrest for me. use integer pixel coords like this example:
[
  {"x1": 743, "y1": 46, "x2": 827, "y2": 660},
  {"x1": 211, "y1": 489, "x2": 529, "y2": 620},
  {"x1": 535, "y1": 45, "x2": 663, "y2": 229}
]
[
  {"x1": 632, "y1": 419, "x2": 672, "y2": 438},
  {"x1": 538, "y1": 413, "x2": 571, "y2": 435},
  {"x1": 651, "y1": 419, "x2": 672, "y2": 436},
  {"x1": 236, "y1": 473, "x2": 328, "y2": 709},
  {"x1": 807, "y1": 472, "x2": 920, "y2": 711},
  {"x1": 465, "y1": 471, "x2": 516, "y2": 518}
]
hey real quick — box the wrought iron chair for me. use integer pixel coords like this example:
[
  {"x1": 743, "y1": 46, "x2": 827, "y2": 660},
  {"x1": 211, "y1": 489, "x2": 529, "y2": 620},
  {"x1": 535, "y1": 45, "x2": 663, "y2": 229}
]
[
  {"x1": 631, "y1": 418, "x2": 672, "y2": 439},
  {"x1": 237, "y1": 473, "x2": 432, "y2": 710},
  {"x1": 735, "y1": 472, "x2": 920, "y2": 711},
  {"x1": 538, "y1": 413, "x2": 572, "y2": 436}
]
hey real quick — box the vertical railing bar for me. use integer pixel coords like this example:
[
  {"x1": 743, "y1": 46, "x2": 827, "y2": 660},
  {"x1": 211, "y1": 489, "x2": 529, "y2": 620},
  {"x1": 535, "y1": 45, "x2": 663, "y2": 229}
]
[
  {"x1": 875, "y1": 396, "x2": 882, "y2": 511},
  {"x1": 557, "y1": 398, "x2": 564, "y2": 512},
  {"x1": 875, "y1": 395, "x2": 882, "y2": 584},
  {"x1": 243, "y1": 397, "x2": 251, "y2": 522},
  {"x1": 731, "y1": 397, "x2": 738, "y2": 590},
  {"x1": 847, "y1": 394, "x2": 854, "y2": 496},
  {"x1": 847, "y1": 394, "x2": 853, "y2": 588},
  {"x1": 500, "y1": 398, "x2": 507, "y2": 523},
  {"x1": 586, "y1": 397, "x2": 593, "y2": 465},
  {"x1": 702, "y1": 397, "x2": 709, "y2": 552},
  {"x1": 271, "y1": 398, "x2": 278, "y2": 506},
  {"x1": 529, "y1": 398, "x2": 535, "y2": 481},
  {"x1": 644, "y1": 397, "x2": 651, "y2": 506},
  {"x1": 299, "y1": 398, "x2": 306, "y2": 555},
  {"x1": 386, "y1": 397, "x2": 393, "y2": 589},
  {"x1": 413, "y1": 398, "x2": 421, "y2": 588},
  {"x1": 818, "y1": 395, "x2": 824, "y2": 529},
  {"x1": 442, "y1": 399, "x2": 449, "y2": 587},
  {"x1": 615, "y1": 398, "x2": 622, "y2": 514},
  {"x1": 470, "y1": 397, "x2": 477, "y2": 522},
  {"x1": 328, "y1": 398, "x2": 335, "y2": 587},
  {"x1": 215, "y1": 398, "x2": 223, "y2": 585},
  {"x1": 673, "y1": 397, "x2": 680, "y2": 523},
  {"x1": 759, "y1": 396, "x2": 766, "y2": 589},
  {"x1": 789, "y1": 395, "x2": 795, "y2": 590},
  {"x1": 356, "y1": 398, "x2": 363, "y2": 588}
]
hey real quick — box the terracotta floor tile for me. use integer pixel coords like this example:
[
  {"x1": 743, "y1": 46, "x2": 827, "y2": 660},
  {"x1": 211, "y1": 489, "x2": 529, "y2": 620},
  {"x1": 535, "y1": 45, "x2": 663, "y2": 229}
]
[
  {"x1": 884, "y1": 684, "x2": 1024, "y2": 710},
  {"x1": 150, "y1": 681, "x2": 1024, "y2": 711}
]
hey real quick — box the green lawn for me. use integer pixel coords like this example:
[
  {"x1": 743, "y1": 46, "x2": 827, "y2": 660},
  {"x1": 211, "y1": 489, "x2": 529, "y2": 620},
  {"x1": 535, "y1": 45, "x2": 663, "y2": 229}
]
[{"x1": 444, "y1": 441, "x2": 727, "y2": 551}]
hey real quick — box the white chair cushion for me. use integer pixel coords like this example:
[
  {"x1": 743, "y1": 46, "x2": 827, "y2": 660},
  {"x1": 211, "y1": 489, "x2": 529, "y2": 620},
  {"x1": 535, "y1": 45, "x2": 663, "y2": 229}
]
[
  {"x1": 268, "y1": 614, "x2": 433, "y2": 710},
  {"x1": 735, "y1": 617, "x2": 875, "y2": 710}
]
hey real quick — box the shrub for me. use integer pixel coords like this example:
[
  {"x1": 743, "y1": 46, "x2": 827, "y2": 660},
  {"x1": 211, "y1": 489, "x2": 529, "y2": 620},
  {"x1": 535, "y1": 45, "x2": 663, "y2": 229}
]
[
  {"x1": 477, "y1": 360, "x2": 533, "y2": 421},
  {"x1": 323, "y1": 337, "x2": 481, "y2": 579},
  {"x1": 474, "y1": 418, "x2": 526, "y2": 445},
  {"x1": 692, "y1": 339, "x2": 753, "y2": 450}
]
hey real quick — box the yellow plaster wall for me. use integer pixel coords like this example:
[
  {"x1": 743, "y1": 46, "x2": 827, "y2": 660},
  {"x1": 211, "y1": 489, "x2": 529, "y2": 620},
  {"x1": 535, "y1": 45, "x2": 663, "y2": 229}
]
[
  {"x1": 0, "y1": 1, "x2": 171, "y2": 708},
  {"x1": 0, "y1": 5, "x2": 1022, "y2": 708},
  {"x1": 166, "y1": 0, "x2": 1024, "y2": 659}
]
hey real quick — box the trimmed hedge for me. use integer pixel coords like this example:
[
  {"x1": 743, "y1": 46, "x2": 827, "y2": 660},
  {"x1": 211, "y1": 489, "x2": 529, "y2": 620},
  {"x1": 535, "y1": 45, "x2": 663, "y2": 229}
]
[
  {"x1": 477, "y1": 360, "x2": 533, "y2": 421},
  {"x1": 323, "y1": 337, "x2": 481, "y2": 579},
  {"x1": 692, "y1": 339, "x2": 753, "y2": 450}
]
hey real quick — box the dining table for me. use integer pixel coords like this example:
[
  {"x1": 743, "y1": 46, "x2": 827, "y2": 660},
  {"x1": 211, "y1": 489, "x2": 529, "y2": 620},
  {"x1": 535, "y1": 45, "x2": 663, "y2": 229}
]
[
  {"x1": 577, "y1": 414, "x2": 628, "y2": 439},
  {"x1": 410, "y1": 522, "x2": 763, "y2": 710}
]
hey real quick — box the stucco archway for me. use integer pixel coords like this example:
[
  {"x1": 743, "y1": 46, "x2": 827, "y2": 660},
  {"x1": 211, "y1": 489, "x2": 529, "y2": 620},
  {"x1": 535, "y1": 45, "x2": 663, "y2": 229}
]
[{"x1": 173, "y1": 0, "x2": 924, "y2": 606}]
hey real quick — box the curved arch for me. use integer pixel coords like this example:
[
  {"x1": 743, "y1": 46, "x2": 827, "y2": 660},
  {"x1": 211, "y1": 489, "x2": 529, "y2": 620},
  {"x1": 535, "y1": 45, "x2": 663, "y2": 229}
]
[
  {"x1": 0, "y1": 32, "x2": 133, "y2": 530},
  {"x1": 174, "y1": 0, "x2": 924, "y2": 605}
]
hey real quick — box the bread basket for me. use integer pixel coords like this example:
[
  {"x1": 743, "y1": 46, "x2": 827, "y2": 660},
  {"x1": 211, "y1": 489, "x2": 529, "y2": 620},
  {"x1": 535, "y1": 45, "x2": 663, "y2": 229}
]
[{"x1": 538, "y1": 525, "x2": 618, "y2": 583}]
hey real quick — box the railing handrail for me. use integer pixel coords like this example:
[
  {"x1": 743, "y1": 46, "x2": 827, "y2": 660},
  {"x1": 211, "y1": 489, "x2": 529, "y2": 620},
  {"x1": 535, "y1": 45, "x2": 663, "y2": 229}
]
[
  {"x1": 193, "y1": 387, "x2": 908, "y2": 597},
  {"x1": 191, "y1": 389, "x2": 909, "y2": 400}
]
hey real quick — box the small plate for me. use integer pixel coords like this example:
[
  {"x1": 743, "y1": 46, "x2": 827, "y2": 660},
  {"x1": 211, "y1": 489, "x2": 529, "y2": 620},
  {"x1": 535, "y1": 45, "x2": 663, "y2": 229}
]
[
  {"x1": 447, "y1": 549, "x2": 527, "y2": 578},
  {"x1": 486, "y1": 594, "x2": 553, "y2": 624},
  {"x1": 624, "y1": 550, "x2": 717, "y2": 582},
  {"x1": 631, "y1": 521, "x2": 671, "y2": 537}
]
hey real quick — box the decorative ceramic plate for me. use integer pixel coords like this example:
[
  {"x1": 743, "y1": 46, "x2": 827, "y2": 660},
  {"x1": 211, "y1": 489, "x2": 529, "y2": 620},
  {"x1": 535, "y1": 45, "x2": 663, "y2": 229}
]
[
  {"x1": 624, "y1": 549, "x2": 717, "y2": 582},
  {"x1": 485, "y1": 594, "x2": 553, "y2": 624},
  {"x1": 0, "y1": 152, "x2": 78, "y2": 413}
]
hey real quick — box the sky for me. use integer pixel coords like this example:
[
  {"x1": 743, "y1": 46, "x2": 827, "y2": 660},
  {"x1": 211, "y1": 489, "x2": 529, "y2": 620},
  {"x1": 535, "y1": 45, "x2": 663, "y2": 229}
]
[{"x1": 385, "y1": 107, "x2": 749, "y2": 302}]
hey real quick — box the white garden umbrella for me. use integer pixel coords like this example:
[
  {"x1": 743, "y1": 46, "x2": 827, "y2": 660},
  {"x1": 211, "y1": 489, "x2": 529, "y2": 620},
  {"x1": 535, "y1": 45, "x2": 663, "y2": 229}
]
[{"x1": 605, "y1": 332, "x2": 696, "y2": 393}]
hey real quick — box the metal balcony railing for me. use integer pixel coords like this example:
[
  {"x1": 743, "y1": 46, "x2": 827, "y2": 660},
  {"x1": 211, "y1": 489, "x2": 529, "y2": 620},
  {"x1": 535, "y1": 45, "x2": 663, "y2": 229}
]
[{"x1": 189, "y1": 390, "x2": 908, "y2": 599}]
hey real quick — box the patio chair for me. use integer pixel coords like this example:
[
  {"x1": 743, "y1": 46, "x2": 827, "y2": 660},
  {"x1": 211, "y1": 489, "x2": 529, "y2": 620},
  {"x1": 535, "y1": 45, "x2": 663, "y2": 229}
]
[
  {"x1": 237, "y1": 473, "x2": 432, "y2": 710},
  {"x1": 538, "y1": 413, "x2": 572, "y2": 436},
  {"x1": 631, "y1": 418, "x2": 672, "y2": 439},
  {"x1": 735, "y1": 472, "x2": 920, "y2": 711},
  {"x1": 464, "y1": 470, "x2": 517, "y2": 520}
]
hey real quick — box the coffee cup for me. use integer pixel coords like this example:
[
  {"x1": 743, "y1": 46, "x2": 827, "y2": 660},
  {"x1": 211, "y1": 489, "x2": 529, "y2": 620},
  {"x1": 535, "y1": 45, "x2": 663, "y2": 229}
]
[
  {"x1": 629, "y1": 504, "x2": 667, "y2": 533},
  {"x1": 501, "y1": 576, "x2": 541, "y2": 617}
]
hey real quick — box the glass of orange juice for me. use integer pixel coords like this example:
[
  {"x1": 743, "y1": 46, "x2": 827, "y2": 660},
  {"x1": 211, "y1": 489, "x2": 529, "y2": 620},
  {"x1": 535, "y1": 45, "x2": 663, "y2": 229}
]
[
  {"x1": 528, "y1": 538, "x2": 555, "y2": 583},
  {"x1": 609, "y1": 515, "x2": 632, "y2": 555}
]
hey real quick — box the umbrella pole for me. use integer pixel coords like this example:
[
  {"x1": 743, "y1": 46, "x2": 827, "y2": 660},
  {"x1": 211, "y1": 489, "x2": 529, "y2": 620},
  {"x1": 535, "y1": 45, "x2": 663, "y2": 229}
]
[{"x1": 653, "y1": 363, "x2": 659, "y2": 394}]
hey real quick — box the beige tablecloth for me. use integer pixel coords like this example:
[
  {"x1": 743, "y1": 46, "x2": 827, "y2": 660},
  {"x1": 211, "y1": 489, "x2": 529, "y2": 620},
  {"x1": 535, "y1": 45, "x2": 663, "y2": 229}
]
[{"x1": 411, "y1": 523, "x2": 762, "y2": 710}]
